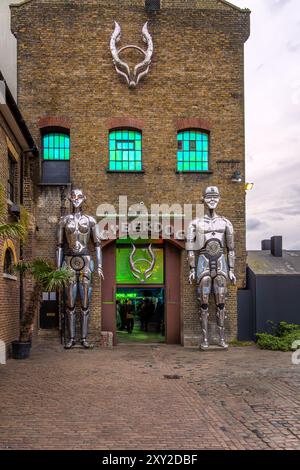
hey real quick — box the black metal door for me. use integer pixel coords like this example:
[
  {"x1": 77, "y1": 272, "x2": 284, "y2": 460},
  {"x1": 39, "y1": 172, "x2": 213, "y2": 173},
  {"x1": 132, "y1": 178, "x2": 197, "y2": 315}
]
[{"x1": 40, "y1": 293, "x2": 59, "y2": 329}]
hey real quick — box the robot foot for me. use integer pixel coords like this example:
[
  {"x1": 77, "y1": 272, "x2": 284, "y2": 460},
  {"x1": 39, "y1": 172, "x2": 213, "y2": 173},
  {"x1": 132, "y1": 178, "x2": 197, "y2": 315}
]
[
  {"x1": 81, "y1": 338, "x2": 90, "y2": 349},
  {"x1": 218, "y1": 339, "x2": 228, "y2": 349},
  {"x1": 200, "y1": 339, "x2": 209, "y2": 350},
  {"x1": 64, "y1": 339, "x2": 76, "y2": 349},
  {"x1": 217, "y1": 327, "x2": 228, "y2": 349}
]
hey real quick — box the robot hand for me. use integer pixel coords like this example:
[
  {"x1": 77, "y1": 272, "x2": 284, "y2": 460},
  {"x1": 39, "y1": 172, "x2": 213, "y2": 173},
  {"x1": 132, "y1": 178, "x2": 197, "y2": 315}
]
[
  {"x1": 97, "y1": 265, "x2": 104, "y2": 280},
  {"x1": 189, "y1": 268, "x2": 196, "y2": 285},
  {"x1": 229, "y1": 270, "x2": 236, "y2": 285}
]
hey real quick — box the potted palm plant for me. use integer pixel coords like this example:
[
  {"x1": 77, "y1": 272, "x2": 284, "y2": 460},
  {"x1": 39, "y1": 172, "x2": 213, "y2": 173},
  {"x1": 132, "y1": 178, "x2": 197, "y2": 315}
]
[
  {"x1": 0, "y1": 184, "x2": 72, "y2": 359},
  {"x1": 12, "y1": 259, "x2": 72, "y2": 359}
]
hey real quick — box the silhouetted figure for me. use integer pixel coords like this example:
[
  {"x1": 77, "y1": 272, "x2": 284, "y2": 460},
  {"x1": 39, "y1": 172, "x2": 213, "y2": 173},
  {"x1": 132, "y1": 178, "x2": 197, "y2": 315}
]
[
  {"x1": 155, "y1": 300, "x2": 164, "y2": 335},
  {"x1": 125, "y1": 300, "x2": 134, "y2": 334},
  {"x1": 119, "y1": 301, "x2": 127, "y2": 331}
]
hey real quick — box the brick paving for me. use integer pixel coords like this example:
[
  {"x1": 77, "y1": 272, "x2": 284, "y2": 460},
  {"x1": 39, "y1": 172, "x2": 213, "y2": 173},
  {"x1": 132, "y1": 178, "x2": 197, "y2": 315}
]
[{"x1": 0, "y1": 339, "x2": 299, "y2": 450}]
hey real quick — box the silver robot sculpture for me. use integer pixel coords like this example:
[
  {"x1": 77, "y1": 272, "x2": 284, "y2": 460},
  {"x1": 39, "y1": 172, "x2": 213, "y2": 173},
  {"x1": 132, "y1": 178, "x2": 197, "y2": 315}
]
[
  {"x1": 186, "y1": 186, "x2": 236, "y2": 350},
  {"x1": 57, "y1": 189, "x2": 104, "y2": 349}
]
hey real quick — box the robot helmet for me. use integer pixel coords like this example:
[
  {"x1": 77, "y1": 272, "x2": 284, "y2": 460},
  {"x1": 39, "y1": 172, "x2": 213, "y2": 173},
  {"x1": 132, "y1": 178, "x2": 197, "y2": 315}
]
[{"x1": 203, "y1": 186, "x2": 220, "y2": 198}]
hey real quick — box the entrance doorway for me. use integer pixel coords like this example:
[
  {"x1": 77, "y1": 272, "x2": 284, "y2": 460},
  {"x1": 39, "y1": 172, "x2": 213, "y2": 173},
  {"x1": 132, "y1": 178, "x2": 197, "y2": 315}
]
[
  {"x1": 39, "y1": 292, "x2": 59, "y2": 329},
  {"x1": 116, "y1": 287, "x2": 165, "y2": 343},
  {"x1": 101, "y1": 240, "x2": 182, "y2": 345}
]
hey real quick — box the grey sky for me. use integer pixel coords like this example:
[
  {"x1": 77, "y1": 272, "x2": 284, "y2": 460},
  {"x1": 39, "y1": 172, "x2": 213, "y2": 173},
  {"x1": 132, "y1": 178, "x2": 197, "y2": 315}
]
[
  {"x1": 1, "y1": 0, "x2": 299, "y2": 249},
  {"x1": 232, "y1": 0, "x2": 300, "y2": 249},
  {"x1": 0, "y1": 0, "x2": 19, "y2": 98}
]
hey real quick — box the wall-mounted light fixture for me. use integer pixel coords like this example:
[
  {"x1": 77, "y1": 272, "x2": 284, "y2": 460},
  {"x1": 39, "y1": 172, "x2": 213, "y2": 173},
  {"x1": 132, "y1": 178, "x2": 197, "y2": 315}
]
[
  {"x1": 231, "y1": 170, "x2": 242, "y2": 183},
  {"x1": 145, "y1": 0, "x2": 161, "y2": 12},
  {"x1": 245, "y1": 182, "x2": 254, "y2": 191}
]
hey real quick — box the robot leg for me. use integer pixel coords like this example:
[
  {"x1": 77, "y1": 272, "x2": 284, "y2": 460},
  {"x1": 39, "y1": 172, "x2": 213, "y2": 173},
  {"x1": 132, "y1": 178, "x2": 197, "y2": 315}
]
[
  {"x1": 65, "y1": 272, "x2": 78, "y2": 349},
  {"x1": 79, "y1": 269, "x2": 92, "y2": 349},
  {"x1": 197, "y1": 275, "x2": 212, "y2": 350},
  {"x1": 214, "y1": 275, "x2": 228, "y2": 349}
]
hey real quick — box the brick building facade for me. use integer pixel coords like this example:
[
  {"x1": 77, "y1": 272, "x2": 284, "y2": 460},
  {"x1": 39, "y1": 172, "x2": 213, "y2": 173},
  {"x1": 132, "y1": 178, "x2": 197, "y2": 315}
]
[
  {"x1": 0, "y1": 71, "x2": 37, "y2": 353},
  {"x1": 10, "y1": 0, "x2": 250, "y2": 347}
]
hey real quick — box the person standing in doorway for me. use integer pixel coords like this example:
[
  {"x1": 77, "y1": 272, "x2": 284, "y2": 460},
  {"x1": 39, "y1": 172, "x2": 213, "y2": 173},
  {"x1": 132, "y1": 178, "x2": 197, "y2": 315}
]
[{"x1": 125, "y1": 300, "x2": 134, "y2": 334}]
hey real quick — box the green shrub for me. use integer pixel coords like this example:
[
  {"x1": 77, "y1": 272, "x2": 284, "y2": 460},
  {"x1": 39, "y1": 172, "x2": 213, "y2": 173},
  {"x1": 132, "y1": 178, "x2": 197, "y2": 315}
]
[{"x1": 256, "y1": 321, "x2": 300, "y2": 352}]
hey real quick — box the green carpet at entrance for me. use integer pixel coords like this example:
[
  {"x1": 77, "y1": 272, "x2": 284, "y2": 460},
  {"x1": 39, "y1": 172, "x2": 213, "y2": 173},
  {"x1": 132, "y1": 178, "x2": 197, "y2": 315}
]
[{"x1": 117, "y1": 322, "x2": 165, "y2": 343}]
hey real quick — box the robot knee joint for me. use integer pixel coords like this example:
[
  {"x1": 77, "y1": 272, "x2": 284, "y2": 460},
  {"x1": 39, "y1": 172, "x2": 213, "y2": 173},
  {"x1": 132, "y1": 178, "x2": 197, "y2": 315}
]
[{"x1": 217, "y1": 303, "x2": 225, "y2": 310}]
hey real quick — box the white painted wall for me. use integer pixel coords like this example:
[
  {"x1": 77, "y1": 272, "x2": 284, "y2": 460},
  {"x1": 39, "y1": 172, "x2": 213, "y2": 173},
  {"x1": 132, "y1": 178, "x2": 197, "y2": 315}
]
[{"x1": 0, "y1": 0, "x2": 23, "y2": 100}]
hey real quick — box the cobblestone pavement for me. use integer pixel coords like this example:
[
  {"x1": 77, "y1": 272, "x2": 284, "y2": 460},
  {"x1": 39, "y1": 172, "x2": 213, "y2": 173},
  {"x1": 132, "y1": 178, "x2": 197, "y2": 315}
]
[{"x1": 0, "y1": 339, "x2": 299, "y2": 450}]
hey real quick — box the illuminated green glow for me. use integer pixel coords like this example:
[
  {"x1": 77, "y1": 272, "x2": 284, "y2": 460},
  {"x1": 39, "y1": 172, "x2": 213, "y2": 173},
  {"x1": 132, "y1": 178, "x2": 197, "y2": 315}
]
[
  {"x1": 177, "y1": 130, "x2": 209, "y2": 172},
  {"x1": 116, "y1": 246, "x2": 164, "y2": 284},
  {"x1": 109, "y1": 130, "x2": 142, "y2": 171},
  {"x1": 43, "y1": 133, "x2": 70, "y2": 161},
  {"x1": 116, "y1": 292, "x2": 138, "y2": 300}
]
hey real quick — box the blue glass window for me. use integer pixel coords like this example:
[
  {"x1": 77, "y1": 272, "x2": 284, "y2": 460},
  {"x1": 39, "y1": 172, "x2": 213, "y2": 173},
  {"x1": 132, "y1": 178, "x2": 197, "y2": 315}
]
[
  {"x1": 43, "y1": 133, "x2": 70, "y2": 161},
  {"x1": 109, "y1": 130, "x2": 142, "y2": 171},
  {"x1": 177, "y1": 130, "x2": 209, "y2": 172}
]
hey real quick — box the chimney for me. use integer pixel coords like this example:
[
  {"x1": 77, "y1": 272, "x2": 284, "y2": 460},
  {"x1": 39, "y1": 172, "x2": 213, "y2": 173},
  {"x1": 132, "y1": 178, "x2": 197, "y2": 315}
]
[
  {"x1": 145, "y1": 0, "x2": 161, "y2": 12},
  {"x1": 261, "y1": 239, "x2": 271, "y2": 251},
  {"x1": 271, "y1": 236, "x2": 283, "y2": 257}
]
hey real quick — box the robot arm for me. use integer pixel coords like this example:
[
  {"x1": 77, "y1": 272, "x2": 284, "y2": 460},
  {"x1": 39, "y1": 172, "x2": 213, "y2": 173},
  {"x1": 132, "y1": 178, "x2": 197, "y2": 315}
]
[
  {"x1": 225, "y1": 220, "x2": 236, "y2": 285},
  {"x1": 91, "y1": 217, "x2": 104, "y2": 280},
  {"x1": 186, "y1": 220, "x2": 197, "y2": 284},
  {"x1": 56, "y1": 217, "x2": 65, "y2": 269}
]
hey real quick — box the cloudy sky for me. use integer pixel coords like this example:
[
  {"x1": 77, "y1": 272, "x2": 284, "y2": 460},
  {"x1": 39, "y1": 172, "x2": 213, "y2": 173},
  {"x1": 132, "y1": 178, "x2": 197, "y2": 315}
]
[
  {"x1": 1, "y1": 0, "x2": 299, "y2": 249},
  {"x1": 232, "y1": 0, "x2": 300, "y2": 249}
]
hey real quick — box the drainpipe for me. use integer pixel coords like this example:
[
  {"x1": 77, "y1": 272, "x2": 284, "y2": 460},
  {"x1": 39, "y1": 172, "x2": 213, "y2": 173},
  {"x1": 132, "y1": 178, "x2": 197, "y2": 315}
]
[
  {"x1": 19, "y1": 148, "x2": 37, "y2": 322},
  {"x1": 19, "y1": 150, "x2": 24, "y2": 322}
]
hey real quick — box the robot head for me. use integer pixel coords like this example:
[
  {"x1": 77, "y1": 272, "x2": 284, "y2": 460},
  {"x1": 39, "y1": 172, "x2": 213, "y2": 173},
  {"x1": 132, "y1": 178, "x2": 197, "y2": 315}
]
[
  {"x1": 69, "y1": 189, "x2": 86, "y2": 209},
  {"x1": 203, "y1": 186, "x2": 220, "y2": 210}
]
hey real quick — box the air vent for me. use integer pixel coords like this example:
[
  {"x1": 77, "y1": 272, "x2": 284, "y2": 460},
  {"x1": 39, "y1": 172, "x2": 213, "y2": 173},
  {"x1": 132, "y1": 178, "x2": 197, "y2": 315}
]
[{"x1": 145, "y1": 0, "x2": 161, "y2": 12}]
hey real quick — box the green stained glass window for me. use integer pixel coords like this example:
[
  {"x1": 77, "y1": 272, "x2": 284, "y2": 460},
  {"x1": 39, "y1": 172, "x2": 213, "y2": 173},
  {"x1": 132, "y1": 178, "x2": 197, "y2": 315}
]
[
  {"x1": 177, "y1": 130, "x2": 209, "y2": 172},
  {"x1": 109, "y1": 129, "x2": 142, "y2": 171},
  {"x1": 43, "y1": 132, "x2": 70, "y2": 161}
]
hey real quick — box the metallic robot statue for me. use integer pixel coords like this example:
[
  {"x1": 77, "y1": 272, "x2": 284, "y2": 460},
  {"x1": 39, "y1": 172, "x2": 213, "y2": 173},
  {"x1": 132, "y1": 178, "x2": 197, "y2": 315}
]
[
  {"x1": 57, "y1": 189, "x2": 104, "y2": 349},
  {"x1": 186, "y1": 186, "x2": 236, "y2": 350}
]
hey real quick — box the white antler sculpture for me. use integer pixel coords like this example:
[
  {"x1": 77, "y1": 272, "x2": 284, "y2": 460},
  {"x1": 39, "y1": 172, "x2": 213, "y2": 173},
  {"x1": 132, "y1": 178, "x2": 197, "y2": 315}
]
[{"x1": 110, "y1": 21, "x2": 153, "y2": 88}]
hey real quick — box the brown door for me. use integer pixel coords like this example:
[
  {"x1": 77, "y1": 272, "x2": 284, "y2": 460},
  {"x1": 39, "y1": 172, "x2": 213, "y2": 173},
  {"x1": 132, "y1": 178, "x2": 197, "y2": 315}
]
[
  {"x1": 165, "y1": 242, "x2": 181, "y2": 344},
  {"x1": 101, "y1": 242, "x2": 117, "y2": 345}
]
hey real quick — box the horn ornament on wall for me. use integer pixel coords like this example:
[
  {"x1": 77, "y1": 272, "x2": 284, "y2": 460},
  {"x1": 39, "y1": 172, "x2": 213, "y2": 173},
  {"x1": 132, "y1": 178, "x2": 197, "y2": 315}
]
[
  {"x1": 129, "y1": 244, "x2": 156, "y2": 283},
  {"x1": 110, "y1": 21, "x2": 154, "y2": 88}
]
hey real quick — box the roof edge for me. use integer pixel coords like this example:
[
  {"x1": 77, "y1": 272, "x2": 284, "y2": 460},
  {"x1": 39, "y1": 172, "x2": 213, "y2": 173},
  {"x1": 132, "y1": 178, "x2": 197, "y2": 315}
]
[
  {"x1": 219, "y1": 0, "x2": 250, "y2": 12},
  {"x1": 0, "y1": 70, "x2": 38, "y2": 156},
  {"x1": 10, "y1": 0, "x2": 33, "y2": 8},
  {"x1": 10, "y1": 0, "x2": 250, "y2": 12}
]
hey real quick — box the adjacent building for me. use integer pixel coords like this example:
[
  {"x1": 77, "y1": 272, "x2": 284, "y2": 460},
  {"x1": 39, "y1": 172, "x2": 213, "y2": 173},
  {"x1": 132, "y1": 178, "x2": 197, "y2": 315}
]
[
  {"x1": 0, "y1": 71, "x2": 37, "y2": 352},
  {"x1": 238, "y1": 236, "x2": 300, "y2": 340},
  {"x1": 10, "y1": 0, "x2": 250, "y2": 347}
]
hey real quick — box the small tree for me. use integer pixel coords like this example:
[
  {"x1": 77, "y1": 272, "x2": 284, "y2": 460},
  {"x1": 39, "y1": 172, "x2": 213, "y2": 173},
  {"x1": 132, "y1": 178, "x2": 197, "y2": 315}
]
[
  {"x1": 16, "y1": 259, "x2": 73, "y2": 342},
  {"x1": 0, "y1": 184, "x2": 29, "y2": 241},
  {"x1": 0, "y1": 184, "x2": 71, "y2": 343}
]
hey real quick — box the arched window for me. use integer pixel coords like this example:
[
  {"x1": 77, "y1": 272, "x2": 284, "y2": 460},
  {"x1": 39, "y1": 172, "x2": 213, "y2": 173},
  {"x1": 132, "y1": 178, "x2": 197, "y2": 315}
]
[
  {"x1": 41, "y1": 129, "x2": 70, "y2": 184},
  {"x1": 177, "y1": 130, "x2": 209, "y2": 172},
  {"x1": 43, "y1": 132, "x2": 70, "y2": 161},
  {"x1": 3, "y1": 248, "x2": 14, "y2": 275},
  {"x1": 109, "y1": 129, "x2": 142, "y2": 172}
]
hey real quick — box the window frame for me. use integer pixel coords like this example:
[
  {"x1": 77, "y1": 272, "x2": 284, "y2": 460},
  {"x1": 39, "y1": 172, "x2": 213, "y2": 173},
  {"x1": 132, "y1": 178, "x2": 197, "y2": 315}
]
[
  {"x1": 107, "y1": 128, "x2": 144, "y2": 173},
  {"x1": 3, "y1": 248, "x2": 14, "y2": 275},
  {"x1": 176, "y1": 128, "x2": 211, "y2": 174},
  {"x1": 7, "y1": 152, "x2": 16, "y2": 203},
  {"x1": 40, "y1": 126, "x2": 71, "y2": 185},
  {"x1": 42, "y1": 128, "x2": 70, "y2": 162}
]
